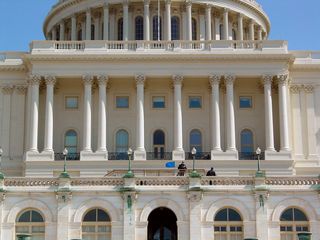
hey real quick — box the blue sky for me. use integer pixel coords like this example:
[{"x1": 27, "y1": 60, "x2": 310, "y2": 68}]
[{"x1": 0, "y1": 0, "x2": 319, "y2": 51}]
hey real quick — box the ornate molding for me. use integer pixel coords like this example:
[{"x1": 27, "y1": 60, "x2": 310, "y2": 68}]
[
  {"x1": 209, "y1": 75, "x2": 221, "y2": 86},
  {"x1": 290, "y1": 85, "x2": 302, "y2": 94},
  {"x1": 277, "y1": 74, "x2": 289, "y2": 86},
  {"x1": 44, "y1": 75, "x2": 57, "y2": 86},
  {"x1": 303, "y1": 85, "x2": 314, "y2": 93},
  {"x1": 1, "y1": 85, "x2": 14, "y2": 95},
  {"x1": 28, "y1": 74, "x2": 42, "y2": 85},
  {"x1": 135, "y1": 74, "x2": 146, "y2": 85},
  {"x1": 224, "y1": 75, "x2": 236, "y2": 85},
  {"x1": 97, "y1": 75, "x2": 109, "y2": 85},
  {"x1": 185, "y1": 0, "x2": 192, "y2": 7},
  {"x1": 56, "y1": 191, "x2": 72, "y2": 203},
  {"x1": 254, "y1": 191, "x2": 270, "y2": 208},
  {"x1": 82, "y1": 74, "x2": 94, "y2": 85},
  {"x1": 15, "y1": 85, "x2": 28, "y2": 95},
  {"x1": 172, "y1": 75, "x2": 183, "y2": 85},
  {"x1": 187, "y1": 191, "x2": 203, "y2": 202},
  {"x1": 262, "y1": 75, "x2": 273, "y2": 85}
]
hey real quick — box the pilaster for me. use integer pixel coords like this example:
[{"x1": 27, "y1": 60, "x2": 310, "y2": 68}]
[{"x1": 188, "y1": 191, "x2": 203, "y2": 240}]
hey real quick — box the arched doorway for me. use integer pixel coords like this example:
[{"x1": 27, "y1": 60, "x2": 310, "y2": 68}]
[
  {"x1": 153, "y1": 130, "x2": 165, "y2": 159},
  {"x1": 148, "y1": 207, "x2": 177, "y2": 240}
]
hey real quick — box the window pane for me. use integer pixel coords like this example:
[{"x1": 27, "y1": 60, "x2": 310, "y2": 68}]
[
  {"x1": 228, "y1": 209, "x2": 242, "y2": 221},
  {"x1": 84, "y1": 209, "x2": 97, "y2": 222},
  {"x1": 66, "y1": 97, "x2": 78, "y2": 109},
  {"x1": 281, "y1": 208, "x2": 294, "y2": 221},
  {"x1": 171, "y1": 16, "x2": 180, "y2": 40},
  {"x1": 153, "y1": 16, "x2": 162, "y2": 40},
  {"x1": 135, "y1": 16, "x2": 144, "y2": 40},
  {"x1": 116, "y1": 130, "x2": 129, "y2": 153},
  {"x1": 153, "y1": 130, "x2": 165, "y2": 145},
  {"x1": 293, "y1": 208, "x2": 308, "y2": 221},
  {"x1": 82, "y1": 226, "x2": 96, "y2": 233},
  {"x1": 116, "y1": 96, "x2": 129, "y2": 108},
  {"x1": 31, "y1": 211, "x2": 44, "y2": 222},
  {"x1": 18, "y1": 211, "x2": 31, "y2": 222},
  {"x1": 118, "y1": 18, "x2": 123, "y2": 40},
  {"x1": 215, "y1": 209, "x2": 228, "y2": 221},
  {"x1": 98, "y1": 209, "x2": 110, "y2": 222},
  {"x1": 190, "y1": 130, "x2": 201, "y2": 145},
  {"x1": 153, "y1": 96, "x2": 165, "y2": 108},
  {"x1": 32, "y1": 226, "x2": 45, "y2": 233},
  {"x1": 239, "y1": 96, "x2": 252, "y2": 108},
  {"x1": 189, "y1": 96, "x2": 201, "y2": 108}
]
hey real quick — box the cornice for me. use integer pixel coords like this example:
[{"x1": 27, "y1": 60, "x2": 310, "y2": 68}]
[{"x1": 0, "y1": 65, "x2": 26, "y2": 72}]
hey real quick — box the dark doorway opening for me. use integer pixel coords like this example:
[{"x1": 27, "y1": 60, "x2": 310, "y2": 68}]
[{"x1": 148, "y1": 207, "x2": 177, "y2": 240}]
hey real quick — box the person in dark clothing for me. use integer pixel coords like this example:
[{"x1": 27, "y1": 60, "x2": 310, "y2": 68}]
[
  {"x1": 206, "y1": 167, "x2": 216, "y2": 176},
  {"x1": 177, "y1": 161, "x2": 187, "y2": 176}
]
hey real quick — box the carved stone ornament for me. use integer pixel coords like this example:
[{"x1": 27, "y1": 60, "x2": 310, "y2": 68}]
[
  {"x1": 187, "y1": 191, "x2": 203, "y2": 202},
  {"x1": 82, "y1": 75, "x2": 94, "y2": 85},
  {"x1": 277, "y1": 74, "x2": 289, "y2": 86},
  {"x1": 45, "y1": 75, "x2": 57, "y2": 86},
  {"x1": 290, "y1": 85, "x2": 301, "y2": 94},
  {"x1": 28, "y1": 74, "x2": 42, "y2": 85},
  {"x1": 262, "y1": 75, "x2": 273, "y2": 85},
  {"x1": 254, "y1": 191, "x2": 270, "y2": 208},
  {"x1": 172, "y1": 75, "x2": 184, "y2": 85},
  {"x1": 209, "y1": 75, "x2": 221, "y2": 86},
  {"x1": 304, "y1": 85, "x2": 314, "y2": 93},
  {"x1": 224, "y1": 75, "x2": 236, "y2": 85},
  {"x1": 1, "y1": 85, "x2": 14, "y2": 95},
  {"x1": 0, "y1": 192, "x2": 5, "y2": 202},
  {"x1": 185, "y1": 0, "x2": 192, "y2": 7},
  {"x1": 56, "y1": 191, "x2": 72, "y2": 203},
  {"x1": 97, "y1": 75, "x2": 109, "y2": 85},
  {"x1": 135, "y1": 74, "x2": 146, "y2": 85},
  {"x1": 15, "y1": 85, "x2": 28, "y2": 95}
]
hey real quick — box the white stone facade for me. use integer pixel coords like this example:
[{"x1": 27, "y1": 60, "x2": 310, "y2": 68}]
[{"x1": 0, "y1": 0, "x2": 320, "y2": 239}]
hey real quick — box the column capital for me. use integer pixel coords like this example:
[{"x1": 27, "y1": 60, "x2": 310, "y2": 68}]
[
  {"x1": 86, "y1": 8, "x2": 91, "y2": 14},
  {"x1": 277, "y1": 74, "x2": 289, "y2": 86},
  {"x1": 135, "y1": 74, "x2": 146, "y2": 85},
  {"x1": 223, "y1": 8, "x2": 229, "y2": 13},
  {"x1": 262, "y1": 75, "x2": 273, "y2": 85},
  {"x1": 45, "y1": 75, "x2": 57, "y2": 85},
  {"x1": 103, "y1": 1, "x2": 109, "y2": 8},
  {"x1": 172, "y1": 75, "x2": 184, "y2": 85},
  {"x1": 304, "y1": 84, "x2": 314, "y2": 93},
  {"x1": 238, "y1": 13, "x2": 244, "y2": 19},
  {"x1": 209, "y1": 75, "x2": 221, "y2": 86},
  {"x1": 15, "y1": 85, "x2": 28, "y2": 95},
  {"x1": 82, "y1": 75, "x2": 94, "y2": 85},
  {"x1": 185, "y1": 0, "x2": 192, "y2": 7},
  {"x1": 123, "y1": 0, "x2": 129, "y2": 6},
  {"x1": 205, "y1": 4, "x2": 211, "y2": 11},
  {"x1": 144, "y1": 0, "x2": 150, "y2": 5},
  {"x1": 0, "y1": 84, "x2": 14, "y2": 95},
  {"x1": 97, "y1": 75, "x2": 109, "y2": 85},
  {"x1": 59, "y1": 20, "x2": 65, "y2": 26},
  {"x1": 224, "y1": 75, "x2": 236, "y2": 85},
  {"x1": 165, "y1": 0, "x2": 172, "y2": 4},
  {"x1": 290, "y1": 84, "x2": 302, "y2": 94},
  {"x1": 28, "y1": 74, "x2": 42, "y2": 85}
]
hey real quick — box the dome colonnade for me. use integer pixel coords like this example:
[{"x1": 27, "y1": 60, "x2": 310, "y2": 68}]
[{"x1": 44, "y1": 0, "x2": 270, "y2": 42}]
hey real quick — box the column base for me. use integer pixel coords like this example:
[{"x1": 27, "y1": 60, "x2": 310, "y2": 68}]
[
  {"x1": 25, "y1": 151, "x2": 54, "y2": 161},
  {"x1": 307, "y1": 154, "x2": 320, "y2": 161},
  {"x1": 80, "y1": 151, "x2": 108, "y2": 160},
  {"x1": 172, "y1": 149, "x2": 185, "y2": 160},
  {"x1": 265, "y1": 150, "x2": 292, "y2": 160},
  {"x1": 211, "y1": 150, "x2": 238, "y2": 160},
  {"x1": 134, "y1": 150, "x2": 146, "y2": 160}
]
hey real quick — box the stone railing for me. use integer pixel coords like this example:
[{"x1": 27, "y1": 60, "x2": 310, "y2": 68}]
[
  {"x1": 135, "y1": 177, "x2": 189, "y2": 186},
  {"x1": 291, "y1": 51, "x2": 320, "y2": 60},
  {"x1": 71, "y1": 178, "x2": 124, "y2": 186},
  {"x1": 4, "y1": 178, "x2": 59, "y2": 187},
  {"x1": 265, "y1": 177, "x2": 320, "y2": 185},
  {"x1": 201, "y1": 177, "x2": 254, "y2": 186},
  {"x1": 30, "y1": 40, "x2": 288, "y2": 54}
]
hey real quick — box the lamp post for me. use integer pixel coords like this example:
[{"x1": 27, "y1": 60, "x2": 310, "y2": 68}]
[
  {"x1": 59, "y1": 148, "x2": 70, "y2": 178},
  {"x1": 189, "y1": 147, "x2": 200, "y2": 178},
  {"x1": 255, "y1": 147, "x2": 264, "y2": 177},
  {"x1": 124, "y1": 148, "x2": 134, "y2": 178},
  {"x1": 0, "y1": 147, "x2": 4, "y2": 179}
]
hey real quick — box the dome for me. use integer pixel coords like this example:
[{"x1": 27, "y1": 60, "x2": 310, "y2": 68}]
[{"x1": 43, "y1": 0, "x2": 270, "y2": 42}]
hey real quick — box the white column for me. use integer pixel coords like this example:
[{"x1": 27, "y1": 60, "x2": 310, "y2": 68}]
[
  {"x1": 134, "y1": 75, "x2": 146, "y2": 160},
  {"x1": 97, "y1": 75, "x2": 108, "y2": 153},
  {"x1": 304, "y1": 85, "x2": 318, "y2": 160},
  {"x1": 223, "y1": 8, "x2": 229, "y2": 40},
  {"x1": 249, "y1": 19, "x2": 255, "y2": 40},
  {"x1": 237, "y1": 13, "x2": 243, "y2": 41},
  {"x1": 103, "y1": 3, "x2": 109, "y2": 40},
  {"x1": 209, "y1": 75, "x2": 222, "y2": 154},
  {"x1": 59, "y1": 21, "x2": 65, "y2": 40},
  {"x1": 188, "y1": 193, "x2": 202, "y2": 240},
  {"x1": 214, "y1": 17, "x2": 220, "y2": 40},
  {"x1": 52, "y1": 27, "x2": 57, "y2": 41},
  {"x1": 225, "y1": 75, "x2": 237, "y2": 151},
  {"x1": 277, "y1": 74, "x2": 290, "y2": 152},
  {"x1": 262, "y1": 75, "x2": 275, "y2": 152},
  {"x1": 43, "y1": 76, "x2": 56, "y2": 152},
  {"x1": 144, "y1": 0, "x2": 150, "y2": 41},
  {"x1": 186, "y1": 0, "x2": 192, "y2": 41},
  {"x1": 257, "y1": 26, "x2": 262, "y2": 40},
  {"x1": 94, "y1": 17, "x2": 100, "y2": 40},
  {"x1": 205, "y1": 5, "x2": 212, "y2": 41},
  {"x1": 109, "y1": 10, "x2": 115, "y2": 40},
  {"x1": 56, "y1": 194, "x2": 71, "y2": 240},
  {"x1": 71, "y1": 15, "x2": 77, "y2": 41},
  {"x1": 123, "y1": 193, "x2": 136, "y2": 240},
  {"x1": 123, "y1": 0, "x2": 129, "y2": 41},
  {"x1": 165, "y1": 0, "x2": 172, "y2": 40},
  {"x1": 86, "y1": 8, "x2": 92, "y2": 40},
  {"x1": 0, "y1": 85, "x2": 13, "y2": 157},
  {"x1": 81, "y1": 21, "x2": 86, "y2": 40},
  {"x1": 82, "y1": 75, "x2": 93, "y2": 152},
  {"x1": 255, "y1": 193, "x2": 269, "y2": 240},
  {"x1": 172, "y1": 75, "x2": 185, "y2": 160},
  {"x1": 28, "y1": 75, "x2": 41, "y2": 152}
]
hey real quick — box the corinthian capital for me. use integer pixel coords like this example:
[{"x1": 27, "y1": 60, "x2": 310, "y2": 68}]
[
  {"x1": 82, "y1": 75, "x2": 94, "y2": 85},
  {"x1": 277, "y1": 74, "x2": 289, "y2": 86},
  {"x1": 172, "y1": 75, "x2": 184, "y2": 85},
  {"x1": 304, "y1": 85, "x2": 314, "y2": 93},
  {"x1": 262, "y1": 75, "x2": 273, "y2": 85},
  {"x1": 224, "y1": 75, "x2": 236, "y2": 85},
  {"x1": 97, "y1": 75, "x2": 109, "y2": 85},
  {"x1": 209, "y1": 75, "x2": 221, "y2": 86},
  {"x1": 15, "y1": 85, "x2": 28, "y2": 95},
  {"x1": 1, "y1": 85, "x2": 14, "y2": 95},
  {"x1": 45, "y1": 75, "x2": 57, "y2": 85},
  {"x1": 135, "y1": 74, "x2": 146, "y2": 85},
  {"x1": 28, "y1": 74, "x2": 42, "y2": 85}
]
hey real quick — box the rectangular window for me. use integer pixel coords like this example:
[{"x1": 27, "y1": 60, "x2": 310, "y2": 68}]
[
  {"x1": 152, "y1": 96, "x2": 165, "y2": 108},
  {"x1": 116, "y1": 96, "x2": 129, "y2": 108},
  {"x1": 239, "y1": 96, "x2": 252, "y2": 108},
  {"x1": 189, "y1": 96, "x2": 202, "y2": 108},
  {"x1": 65, "y1": 96, "x2": 79, "y2": 109}
]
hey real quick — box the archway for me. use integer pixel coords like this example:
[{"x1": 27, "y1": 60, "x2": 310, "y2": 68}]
[{"x1": 148, "y1": 207, "x2": 177, "y2": 240}]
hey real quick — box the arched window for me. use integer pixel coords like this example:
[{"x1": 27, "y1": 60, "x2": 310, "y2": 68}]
[
  {"x1": 192, "y1": 18, "x2": 197, "y2": 40},
  {"x1": 153, "y1": 16, "x2": 162, "y2": 40},
  {"x1": 153, "y1": 130, "x2": 165, "y2": 159},
  {"x1": 214, "y1": 208, "x2": 243, "y2": 240},
  {"x1": 82, "y1": 208, "x2": 111, "y2": 240},
  {"x1": 135, "y1": 16, "x2": 144, "y2": 40},
  {"x1": 240, "y1": 129, "x2": 254, "y2": 153},
  {"x1": 65, "y1": 130, "x2": 78, "y2": 154},
  {"x1": 219, "y1": 24, "x2": 223, "y2": 40},
  {"x1": 91, "y1": 24, "x2": 95, "y2": 40},
  {"x1": 116, "y1": 129, "x2": 129, "y2": 153},
  {"x1": 280, "y1": 208, "x2": 309, "y2": 240},
  {"x1": 16, "y1": 210, "x2": 45, "y2": 239},
  {"x1": 190, "y1": 129, "x2": 202, "y2": 153},
  {"x1": 118, "y1": 18, "x2": 123, "y2": 40},
  {"x1": 171, "y1": 16, "x2": 180, "y2": 40}
]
